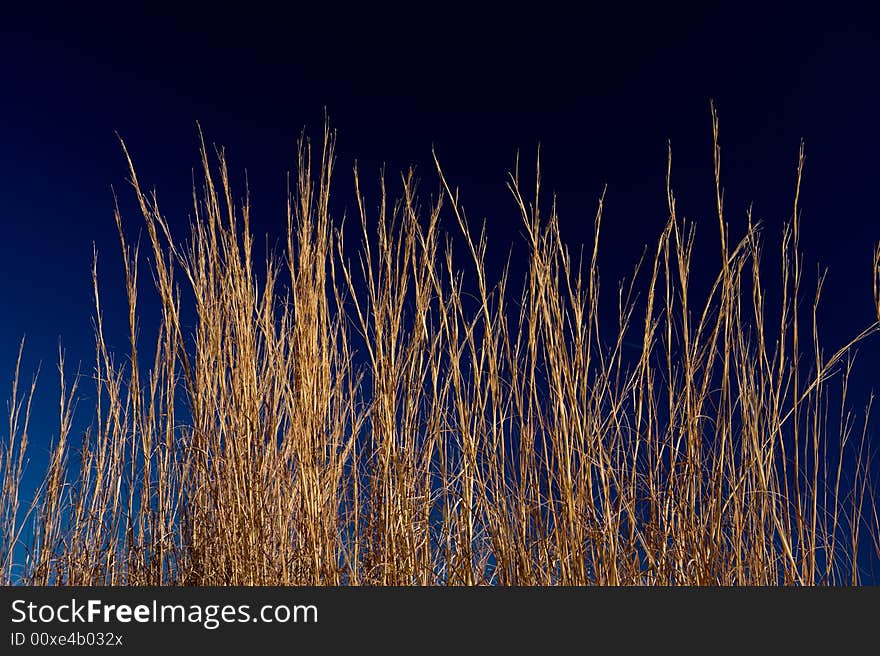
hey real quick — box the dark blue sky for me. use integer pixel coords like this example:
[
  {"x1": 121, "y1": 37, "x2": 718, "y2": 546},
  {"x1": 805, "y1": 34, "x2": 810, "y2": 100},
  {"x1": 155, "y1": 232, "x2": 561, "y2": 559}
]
[{"x1": 2, "y1": 4, "x2": 879, "y2": 490}]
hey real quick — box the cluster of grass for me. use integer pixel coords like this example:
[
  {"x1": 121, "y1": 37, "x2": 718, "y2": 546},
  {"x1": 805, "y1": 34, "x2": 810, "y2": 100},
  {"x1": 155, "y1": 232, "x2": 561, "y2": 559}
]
[{"x1": 2, "y1": 111, "x2": 880, "y2": 585}]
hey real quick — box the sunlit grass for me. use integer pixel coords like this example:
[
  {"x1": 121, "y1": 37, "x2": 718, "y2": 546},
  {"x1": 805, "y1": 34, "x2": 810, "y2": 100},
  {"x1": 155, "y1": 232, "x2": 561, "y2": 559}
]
[{"x1": 2, "y1": 108, "x2": 879, "y2": 585}]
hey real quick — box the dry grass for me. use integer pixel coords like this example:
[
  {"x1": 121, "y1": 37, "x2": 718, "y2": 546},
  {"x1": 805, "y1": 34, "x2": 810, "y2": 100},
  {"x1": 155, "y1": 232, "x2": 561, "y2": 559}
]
[{"x1": 2, "y1": 110, "x2": 879, "y2": 585}]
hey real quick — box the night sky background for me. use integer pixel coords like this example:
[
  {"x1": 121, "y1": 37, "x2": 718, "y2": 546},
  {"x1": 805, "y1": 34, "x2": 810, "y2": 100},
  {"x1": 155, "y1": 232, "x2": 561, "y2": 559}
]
[{"x1": 2, "y1": 5, "x2": 879, "y2": 508}]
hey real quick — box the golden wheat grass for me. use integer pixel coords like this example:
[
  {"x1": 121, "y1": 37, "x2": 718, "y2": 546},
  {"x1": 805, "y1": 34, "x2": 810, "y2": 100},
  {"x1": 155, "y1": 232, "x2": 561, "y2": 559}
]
[{"x1": 2, "y1": 113, "x2": 879, "y2": 585}]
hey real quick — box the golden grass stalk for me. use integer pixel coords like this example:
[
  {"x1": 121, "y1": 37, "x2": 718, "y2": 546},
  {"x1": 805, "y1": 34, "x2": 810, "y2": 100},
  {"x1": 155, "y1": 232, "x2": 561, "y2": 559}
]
[{"x1": 3, "y1": 112, "x2": 879, "y2": 585}]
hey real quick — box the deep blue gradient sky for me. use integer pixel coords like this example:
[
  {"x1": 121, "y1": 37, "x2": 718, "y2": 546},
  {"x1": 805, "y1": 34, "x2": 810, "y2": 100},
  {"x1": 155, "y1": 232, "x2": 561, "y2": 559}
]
[{"x1": 2, "y1": 4, "x2": 880, "y2": 497}]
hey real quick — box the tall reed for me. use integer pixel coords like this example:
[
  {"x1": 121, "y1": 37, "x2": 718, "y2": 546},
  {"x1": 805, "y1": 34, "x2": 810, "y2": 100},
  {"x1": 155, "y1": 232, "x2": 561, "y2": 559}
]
[{"x1": 2, "y1": 111, "x2": 879, "y2": 585}]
